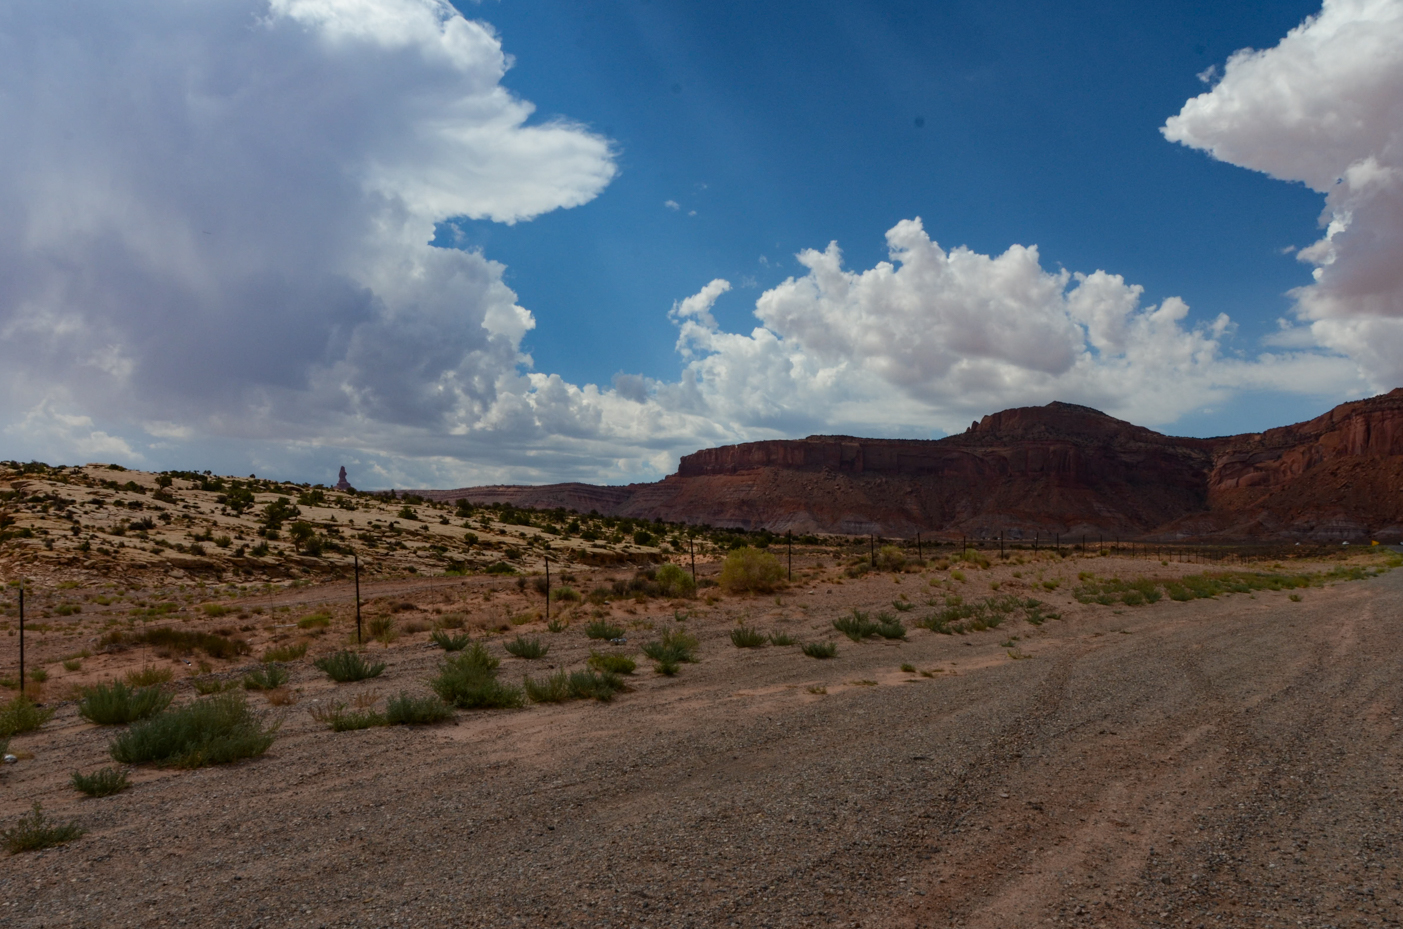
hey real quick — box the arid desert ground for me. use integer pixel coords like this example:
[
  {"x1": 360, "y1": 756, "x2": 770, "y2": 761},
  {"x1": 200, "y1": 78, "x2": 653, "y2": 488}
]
[{"x1": 0, "y1": 532, "x2": 1400, "y2": 929}]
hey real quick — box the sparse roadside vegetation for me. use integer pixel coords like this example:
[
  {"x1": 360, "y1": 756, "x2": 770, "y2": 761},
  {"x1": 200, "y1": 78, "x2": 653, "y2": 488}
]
[
  {"x1": 3, "y1": 804, "x2": 84, "y2": 853},
  {"x1": 430, "y1": 644, "x2": 524, "y2": 709},
  {"x1": 71, "y1": 767, "x2": 131, "y2": 798},
  {"x1": 314, "y1": 650, "x2": 385, "y2": 683},
  {"x1": 77, "y1": 682, "x2": 173, "y2": 725},
  {"x1": 109, "y1": 693, "x2": 279, "y2": 768}
]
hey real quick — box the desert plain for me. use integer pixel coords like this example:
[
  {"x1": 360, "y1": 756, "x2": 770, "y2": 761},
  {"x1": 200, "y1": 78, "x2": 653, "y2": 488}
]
[{"x1": 0, "y1": 467, "x2": 1400, "y2": 928}]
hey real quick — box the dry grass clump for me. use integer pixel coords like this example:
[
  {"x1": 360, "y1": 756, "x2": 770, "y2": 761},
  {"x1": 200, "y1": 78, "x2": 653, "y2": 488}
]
[
  {"x1": 261, "y1": 643, "x2": 307, "y2": 662},
  {"x1": 718, "y1": 547, "x2": 784, "y2": 593}
]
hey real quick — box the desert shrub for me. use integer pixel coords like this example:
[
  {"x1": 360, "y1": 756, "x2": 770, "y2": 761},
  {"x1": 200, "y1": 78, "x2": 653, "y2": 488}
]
[
  {"x1": 110, "y1": 693, "x2": 279, "y2": 768},
  {"x1": 768, "y1": 631, "x2": 798, "y2": 646},
  {"x1": 368, "y1": 616, "x2": 398, "y2": 644},
  {"x1": 802, "y1": 641, "x2": 837, "y2": 659},
  {"x1": 550, "y1": 586, "x2": 581, "y2": 603},
  {"x1": 504, "y1": 636, "x2": 548, "y2": 659},
  {"x1": 891, "y1": 599, "x2": 914, "y2": 612},
  {"x1": 0, "y1": 697, "x2": 55, "y2": 737},
  {"x1": 62, "y1": 659, "x2": 82, "y2": 672},
  {"x1": 385, "y1": 691, "x2": 454, "y2": 725},
  {"x1": 117, "y1": 628, "x2": 250, "y2": 660},
  {"x1": 566, "y1": 669, "x2": 625, "y2": 702},
  {"x1": 642, "y1": 627, "x2": 698, "y2": 666},
  {"x1": 900, "y1": 663, "x2": 916, "y2": 673},
  {"x1": 297, "y1": 611, "x2": 332, "y2": 630},
  {"x1": 262, "y1": 643, "x2": 307, "y2": 662},
  {"x1": 201, "y1": 603, "x2": 234, "y2": 618},
  {"x1": 125, "y1": 665, "x2": 174, "y2": 687},
  {"x1": 586, "y1": 651, "x2": 636, "y2": 674},
  {"x1": 655, "y1": 563, "x2": 697, "y2": 599},
  {"x1": 28, "y1": 668, "x2": 47, "y2": 684},
  {"x1": 585, "y1": 619, "x2": 625, "y2": 640},
  {"x1": 430, "y1": 629, "x2": 470, "y2": 652},
  {"x1": 730, "y1": 626, "x2": 767, "y2": 648},
  {"x1": 77, "y1": 682, "x2": 173, "y2": 725},
  {"x1": 71, "y1": 767, "x2": 130, "y2": 798},
  {"x1": 3, "y1": 804, "x2": 84, "y2": 853},
  {"x1": 430, "y1": 649, "x2": 523, "y2": 710},
  {"x1": 833, "y1": 609, "x2": 879, "y2": 641},
  {"x1": 314, "y1": 650, "x2": 385, "y2": 683},
  {"x1": 523, "y1": 670, "x2": 571, "y2": 703},
  {"x1": 242, "y1": 664, "x2": 289, "y2": 691},
  {"x1": 436, "y1": 611, "x2": 468, "y2": 630},
  {"x1": 875, "y1": 545, "x2": 907, "y2": 572},
  {"x1": 310, "y1": 702, "x2": 385, "y2": 732},
  {"x1": 873, "y1": 611, "x2": 907, "y2": 639},
  {"x1": 192, "y1": 676, "x2": 237, "y2": 695},
  {"x1": 718, "y1": 547, "x2": 784, "y2": 593}
]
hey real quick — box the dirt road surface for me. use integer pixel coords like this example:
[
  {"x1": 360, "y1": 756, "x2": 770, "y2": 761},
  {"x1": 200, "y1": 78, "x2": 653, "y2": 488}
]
[{"x1": 1, "y1": 560, "x2": 1400, "y2": 928}]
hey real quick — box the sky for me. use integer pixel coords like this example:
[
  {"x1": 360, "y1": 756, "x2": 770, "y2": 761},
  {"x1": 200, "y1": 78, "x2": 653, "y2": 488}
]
[{"x1": 1, "y1": 0, "x2": 1400, "y2": 488}]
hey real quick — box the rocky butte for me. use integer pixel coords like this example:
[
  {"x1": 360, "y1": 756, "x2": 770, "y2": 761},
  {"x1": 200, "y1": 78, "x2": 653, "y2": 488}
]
[{"x1": 424, "y1": 389, "x2": 1403, "y2": 542}]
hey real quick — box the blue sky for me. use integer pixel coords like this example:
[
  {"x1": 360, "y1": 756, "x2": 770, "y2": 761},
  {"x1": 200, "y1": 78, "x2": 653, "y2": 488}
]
[
  {"x1": 448, "y1": 0, "x2": 1327, "y2": 434},
  {"x1": 0, "y1": 0, "x2": 1399, "y2": 486}
]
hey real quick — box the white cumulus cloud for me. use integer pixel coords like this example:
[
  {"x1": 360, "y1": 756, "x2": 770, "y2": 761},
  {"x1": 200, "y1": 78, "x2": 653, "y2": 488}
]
[
  {"x1": 0, "y1": 0, "x2": 614, "y2": 473},
  {"x1": 1164, "y1": 0, "x2": 1403, "y2": 388}
]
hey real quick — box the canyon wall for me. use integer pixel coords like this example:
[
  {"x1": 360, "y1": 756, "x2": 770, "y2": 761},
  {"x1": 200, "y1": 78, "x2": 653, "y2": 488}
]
[{"x1": 424, "y1": 390, "x2": 1403, "y2": 541}]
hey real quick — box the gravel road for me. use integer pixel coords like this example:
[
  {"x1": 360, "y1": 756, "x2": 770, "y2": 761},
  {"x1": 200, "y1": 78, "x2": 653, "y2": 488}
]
[{"x1": 1, "y1": 558, "x2": 1399, "y2": 928}]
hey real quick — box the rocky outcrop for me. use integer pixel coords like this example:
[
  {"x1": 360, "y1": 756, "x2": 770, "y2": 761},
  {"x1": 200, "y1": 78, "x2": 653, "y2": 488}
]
[{"x1": 427, "y1": 391, "x2": 1403, "y2": 542}]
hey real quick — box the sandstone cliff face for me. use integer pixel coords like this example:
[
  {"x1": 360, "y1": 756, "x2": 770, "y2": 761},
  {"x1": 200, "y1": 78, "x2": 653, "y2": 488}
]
[{"x1": 428, "y1": 391, "x2": 1403, "y2": 541}]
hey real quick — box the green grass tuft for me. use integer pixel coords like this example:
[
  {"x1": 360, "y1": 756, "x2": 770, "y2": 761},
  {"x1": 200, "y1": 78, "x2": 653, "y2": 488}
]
[
  {"x1": 584, "y1": 619, "x2": 625, "y2": 640},
  {"x1": 310, "y1": 702, "x2": 386, "y2": 731},
  {"x1": 109, "y1": 693, "x2": 279, "y2": 768},
  {"x1": 242, "y1": 663, "x2": 290, "y2": 691},
  {"x1": 125, "y1": 665, "x2": 174, "y2": 687},
  {"x1": 504, "y1": 636, "x2": 549, "y2": 659},
  {"x1": 384, "y1": 691, "x2": 454, "y2": 725},
  {"x1": 0, "y1": 696, "x2": 55, "y2": 738},
  {"x1": 3, "y1": 804, "x2": 84, "y2": 853},
  {"x1": 297, "y1": 612, "x2": 332, "y2": 630},
  {"x1": 261, "y1": 643, "x2": 307, "y2": 662},
  {"x1": 313, "y1": 650, "x2": 385, "y2": 683},
  {"x1": 767, "y1": 631, "x2": 798, "y2": 646},
  {"x1": 77, "y1": 682, "x2": 173, "y2": 725},
  {"x1": 71, "y1": 767, "x2": 130, "y2": 798},
  {"x1": 802, "y1": 641, "x2": 837, "y2": 659},
  {"x1": 642, "y1": 627, "x2": 698, "y2": 672},
  {"x1": 430, "y1": 648, "x2": 523, "y2": 709},
  {"x1": 730, "y1": 625, "x2": 767, "y2": 648},
  {"x1": 586, "y1": 651, "x2": 636, "y2": 674},
  {"x1": 430, "y1": 629, "x2": 471, "y2": 651}
]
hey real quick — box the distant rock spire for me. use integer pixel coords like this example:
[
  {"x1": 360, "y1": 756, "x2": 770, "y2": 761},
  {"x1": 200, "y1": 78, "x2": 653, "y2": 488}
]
[{"x1": 335, "y1": 466, "x2": 353, "y2": 492}]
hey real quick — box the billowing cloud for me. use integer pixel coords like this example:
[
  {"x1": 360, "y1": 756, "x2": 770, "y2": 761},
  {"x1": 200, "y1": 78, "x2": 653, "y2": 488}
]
[
  {"x1": 0, "y1": 0, "x2": 613, "y2": 465},
  {"x1": 1164, "y1": 0, "x2": 1403, "y2": 388},
  {"x1": 0, "y1": 0, "x2": 1382, "y2": 488},
  {"x1": 625, "y1": 220, "x2": 1360, "y2": 440}
]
